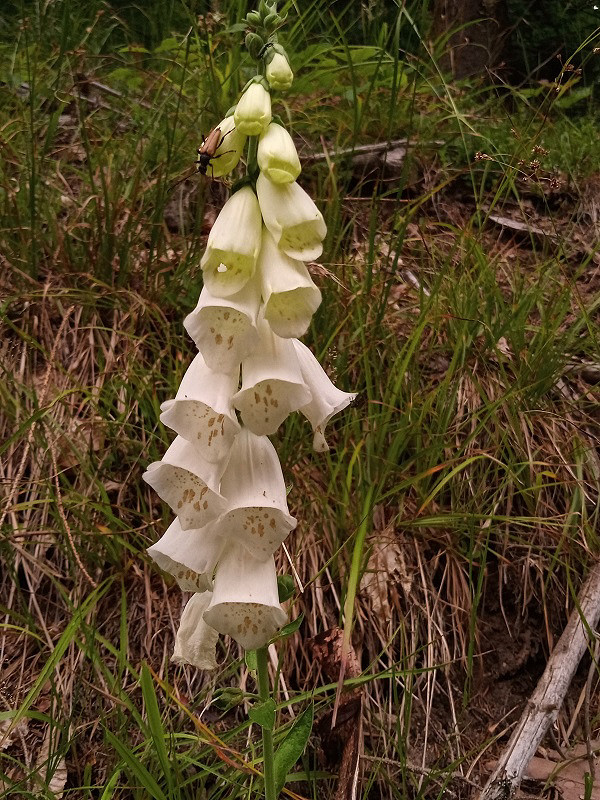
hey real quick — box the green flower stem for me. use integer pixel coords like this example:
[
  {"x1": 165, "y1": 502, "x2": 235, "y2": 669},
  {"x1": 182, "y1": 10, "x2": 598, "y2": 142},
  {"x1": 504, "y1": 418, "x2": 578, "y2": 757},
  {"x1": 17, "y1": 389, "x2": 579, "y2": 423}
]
[
  {"x1": 247, "y1": 135, "x2": 258, "y2": 179},
  {"x1": 256, "y1": 646, "x2": 277, "y2": 800}
]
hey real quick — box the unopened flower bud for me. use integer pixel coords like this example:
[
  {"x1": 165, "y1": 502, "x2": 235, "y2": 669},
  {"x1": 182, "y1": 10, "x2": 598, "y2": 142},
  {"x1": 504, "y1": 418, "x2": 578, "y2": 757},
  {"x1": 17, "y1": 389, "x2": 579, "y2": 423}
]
[
  {"x1": 245, "y1": 10, "x2": 261, "y2": 25},
  {"x1": 234, "y1": 80, "x2": 272, "y2": 135},
  {"x1": 258, "y1": 122, "x2": 301, "y2": 183},
  {"x1": 245, "y1": 31, "x2": 264, "y2": 60},
  {"x1": 265, "y1": 51, "x2": 293, "y2": 91}
]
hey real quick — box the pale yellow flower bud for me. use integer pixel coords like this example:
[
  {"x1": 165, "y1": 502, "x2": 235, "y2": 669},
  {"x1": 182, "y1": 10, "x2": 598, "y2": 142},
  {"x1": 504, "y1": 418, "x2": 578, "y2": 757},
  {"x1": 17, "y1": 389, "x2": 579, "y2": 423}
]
[
  {"x1": 266, "y1": 52, "x2": 293, "y2": 91},
  {"x1": 234, "y1": 81, "x2": 272, "y2": 135},
  {"x1": 258, "y1": 122, "x2": 301, "y2": 184}
]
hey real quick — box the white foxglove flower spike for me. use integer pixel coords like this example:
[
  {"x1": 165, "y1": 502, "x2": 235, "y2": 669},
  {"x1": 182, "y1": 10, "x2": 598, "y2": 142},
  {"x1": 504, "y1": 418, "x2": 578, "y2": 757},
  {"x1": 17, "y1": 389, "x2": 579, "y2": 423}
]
[
  {"x1": 203, "y1": 546, "x2": 287, "y2": 650},
  {"x1": 258, "y1": 123, "x2": 301, "y2": 184},
  {"x1": 258, "y1": 229, "x2": 322, "y2": 339},
  {"x1": 217, "y1": 427, "x2": 296, "y2": 561},
  {"x1": 256, "y1": 172, "x2": 327, "y2": 261},
  {"x1": 201, "y1": 186, "x2": 262, "y2": 297},
  {"x1": 234, "y1": 80, "x2": 272, "y2": 135},
  {"x1": 142, "y1": 436, "x2": 227, "y2": 530},
  {"x1": 183, "y1": 279, "x2": 261, "y2": 374},
  {"x1": 233, "y1": 320, "x2": 311, "y2": 435},
  {"x1": 173, "y1": 592, "x2": 219, "y2": 671},
  {"x1": 160, "y1": 353, "x2": 240, "y2": 463},
  {"x1": 292, "y1": 339, "x2": 357, "y2": 452},
  {"x1": 209, "y1": 115, "x2": 246, "y2": 177},
  {"x1": 147, "y1": 517, "x2": 224, "y2": 592}
]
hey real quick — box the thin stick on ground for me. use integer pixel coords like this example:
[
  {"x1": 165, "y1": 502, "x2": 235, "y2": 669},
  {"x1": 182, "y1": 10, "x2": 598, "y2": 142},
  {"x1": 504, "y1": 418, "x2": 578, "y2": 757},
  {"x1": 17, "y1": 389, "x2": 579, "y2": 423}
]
[{"x1": 479, "y1": 560, "x2": 600, "y2": 800}]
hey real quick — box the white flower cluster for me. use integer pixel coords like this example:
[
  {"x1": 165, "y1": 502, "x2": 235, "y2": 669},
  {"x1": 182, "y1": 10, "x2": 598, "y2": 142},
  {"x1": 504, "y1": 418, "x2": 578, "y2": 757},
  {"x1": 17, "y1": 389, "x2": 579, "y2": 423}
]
[{"x1": 144, "y1": 62, "x2": 355, "y2": 669}]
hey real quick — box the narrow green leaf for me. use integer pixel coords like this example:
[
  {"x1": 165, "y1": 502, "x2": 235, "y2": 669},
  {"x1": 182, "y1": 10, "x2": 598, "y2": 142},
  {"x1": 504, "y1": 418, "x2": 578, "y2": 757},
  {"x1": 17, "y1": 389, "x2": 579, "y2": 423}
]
[
  {"x1": 273, "y1": 703, "x2": 314, "y2": 793},
  {"x1": 140, "y1": 664, "x2": 172, "y2": 789},
  {"x1": 249, "y1": 698, "x2": 276, "y2": 731},
  {"x1": 105, "y1": 729, "x2": 167, "y2": 800},
  {"x1": 2, "y1": 581, "x2": 110, "y2": 746}
]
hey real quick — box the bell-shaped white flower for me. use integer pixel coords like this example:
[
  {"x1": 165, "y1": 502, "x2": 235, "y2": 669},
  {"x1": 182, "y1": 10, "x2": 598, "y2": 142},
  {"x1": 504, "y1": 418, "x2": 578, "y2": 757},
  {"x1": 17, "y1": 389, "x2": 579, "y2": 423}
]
[
  {"x1": 173, "y1": 591, "x2": 219, "y2": 671},
  {"x1": 147, "y1": 517, "x2": 224, "y2": 592},
  {"x1": 208, "y1": 115, "x2": 246, "y2": 177},
  {"x1": 257, "y1": 123, "x2": 301, "y2": 184},
  {"x1": 233, "y1": 320, "x2": 311, "y2": 435},
  {"x1": 292, "y1": 339, "x2": 357, "y2": 452},
  {"x1": 256, "y1": 172, "x2": 327, "y2": 261},
  {"x1": 216, "y1": 427, "x2": 296, "y2": 561},
  {"x1": 265, "y1": 51, "x2": 294, "y2": 91},
  {"x1": 258, "y1": 229, "x2": 322, "y2": 339},
  {"x1": 203, "y1": 546, "x2": 287, "y2": 650},
  {"x1": 183, "y1": 279, "x2": 261, "y2": 374},
  {"x1": 201, "y1": 186, "x2": 262, "y2": 297},
  {"x1": 233, "y1": 81, "x2": 272, "y2": 135},
  {"x1": 142, "y1": 436, "x2": 227, "y2": 530},
  {"x1": 160, "y1": 353, "x2": 240, "y2": 463}
]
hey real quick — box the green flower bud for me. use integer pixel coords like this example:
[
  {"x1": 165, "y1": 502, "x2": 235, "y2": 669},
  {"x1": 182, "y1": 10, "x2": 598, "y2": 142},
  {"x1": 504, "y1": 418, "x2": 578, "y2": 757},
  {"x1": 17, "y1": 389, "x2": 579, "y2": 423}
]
[
  {"x1": 263, "y1": 12, "x2": 279, "y2": 30},
  {"x1": 245, "y1": 10, "x2": 261, "y2": 26},
  {"x1": 245, "y1": 31, "x2": 264, "y2": 60}
]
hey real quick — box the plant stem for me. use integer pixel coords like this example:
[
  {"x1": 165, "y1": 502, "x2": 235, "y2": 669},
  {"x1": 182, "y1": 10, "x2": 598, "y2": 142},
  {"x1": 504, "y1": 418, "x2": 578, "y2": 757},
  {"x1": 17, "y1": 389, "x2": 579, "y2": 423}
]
[
  {"x1": 246, "y1": 134, "x2": 259, "y2": 181},
  {"x1": 256, "y1": 646, "x2": 277, "y2": 800}
]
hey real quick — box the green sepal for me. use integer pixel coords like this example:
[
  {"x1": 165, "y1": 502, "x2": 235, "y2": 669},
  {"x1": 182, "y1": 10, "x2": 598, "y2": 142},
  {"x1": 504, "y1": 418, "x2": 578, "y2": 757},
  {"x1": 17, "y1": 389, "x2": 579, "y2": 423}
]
[
  {"x1": 245, "y1": 649, "x2": 258, "y2": 672},
  {"x1": 231, "y1": 175, "x2": 256, "y2": 194},
  {"x1": 249, "y1": 697, "x2": 276, "y2": 730},
  {"x1": 275, "y1": 613, "x2": 304, "y2": 640}
]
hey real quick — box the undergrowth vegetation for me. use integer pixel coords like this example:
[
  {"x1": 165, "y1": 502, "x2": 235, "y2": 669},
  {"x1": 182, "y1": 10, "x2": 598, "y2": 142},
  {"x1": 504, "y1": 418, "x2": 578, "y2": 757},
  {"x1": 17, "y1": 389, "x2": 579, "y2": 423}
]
[{"x1": 1, "y1": 1, "x2": 599, "y2": 798}]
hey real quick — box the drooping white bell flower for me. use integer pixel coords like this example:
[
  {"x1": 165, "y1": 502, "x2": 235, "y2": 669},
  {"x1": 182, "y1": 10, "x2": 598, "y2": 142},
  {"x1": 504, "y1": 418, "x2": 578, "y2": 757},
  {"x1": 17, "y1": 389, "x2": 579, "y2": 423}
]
[
  {"x1": 292, "y1": 339, "x2": 357, "y2": 452},
  {"x1": 265, "y1": 52, "x2": 294, "y2": 91},
  {"x1": 160, "y1": 353, "x2": 240, "y2": 463},
  {"x1": 201, "y1": 186, "x2": 262, "y2": 297},
  {"x1": 183, "y1": 278, "x2": 261, "y2": 374},
  {"x1": 216, "y1": 427, "x2": 296, "y2": 561},
  {"x1": 258, "y1": 229, "x2": 322, "y2": 338},
  {"x1": 234, "y1": 80, "x2": 272, "y2": 135},
  {"x1": 257, "y1": 123, "x2": 301, "y2": 184},
  {"x1": 208, "y1": 115, "x2": 247, "y2": 178},
  {"x1": 256, "y1": 172, "x2": 327, "y2": 261},
  {"x1": 173, "y1": 591, "x2": 219, "y2": 671},
  {"x1": 147, "y1": 517, "x2": 224, "y2": 592},
  {"x1": 233, "y1": 320, "x2": 311, "y2": 435},
  {"x1": 203, "y1": 546, "x2": 287, "y2": 650},
  {"x1": 142, "y1": 436, "x2": 227, "y2": 530}
]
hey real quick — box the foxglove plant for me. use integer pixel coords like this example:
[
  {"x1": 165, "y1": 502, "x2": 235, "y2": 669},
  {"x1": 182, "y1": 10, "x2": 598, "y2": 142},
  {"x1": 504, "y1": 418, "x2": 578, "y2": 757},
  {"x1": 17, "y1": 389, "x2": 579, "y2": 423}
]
[{"x1": 144, "y1": 3, "x2": 356, "y2": 797}]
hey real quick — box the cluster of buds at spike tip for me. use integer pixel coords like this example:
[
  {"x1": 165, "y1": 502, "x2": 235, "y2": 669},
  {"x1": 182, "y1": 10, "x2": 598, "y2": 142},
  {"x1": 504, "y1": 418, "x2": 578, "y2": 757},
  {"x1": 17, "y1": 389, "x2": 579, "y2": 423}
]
[{"x1": 144, "y1": 2, "x2": 356, "y2": 669}]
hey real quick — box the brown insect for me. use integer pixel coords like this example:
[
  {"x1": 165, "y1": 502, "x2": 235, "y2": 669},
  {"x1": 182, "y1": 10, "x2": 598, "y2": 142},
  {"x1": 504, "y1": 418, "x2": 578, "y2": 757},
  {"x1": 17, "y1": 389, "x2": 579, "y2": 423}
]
[{"x1": 196, "y1": 126, "x2": 234, "y2": 176}]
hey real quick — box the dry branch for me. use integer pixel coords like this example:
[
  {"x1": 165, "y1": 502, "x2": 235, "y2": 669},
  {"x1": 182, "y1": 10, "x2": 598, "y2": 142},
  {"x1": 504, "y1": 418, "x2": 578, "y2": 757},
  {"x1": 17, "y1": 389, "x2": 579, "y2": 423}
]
[{"x1": 479, "y1": 561, "x2": 600, "y2": 800}]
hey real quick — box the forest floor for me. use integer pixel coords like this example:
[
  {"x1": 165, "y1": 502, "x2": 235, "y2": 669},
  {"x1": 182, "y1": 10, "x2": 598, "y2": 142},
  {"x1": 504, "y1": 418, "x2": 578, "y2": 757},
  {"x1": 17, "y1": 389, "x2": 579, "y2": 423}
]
[{"x1": 1, "y1": 7, "x2": 600, "y2": 799}]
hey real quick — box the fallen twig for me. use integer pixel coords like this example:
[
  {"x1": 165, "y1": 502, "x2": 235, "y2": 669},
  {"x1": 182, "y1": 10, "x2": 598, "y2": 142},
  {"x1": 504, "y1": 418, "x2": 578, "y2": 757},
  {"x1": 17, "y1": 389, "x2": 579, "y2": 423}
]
[{"x1": 479, "y1": 561, "x2": 600, "y2": 800}]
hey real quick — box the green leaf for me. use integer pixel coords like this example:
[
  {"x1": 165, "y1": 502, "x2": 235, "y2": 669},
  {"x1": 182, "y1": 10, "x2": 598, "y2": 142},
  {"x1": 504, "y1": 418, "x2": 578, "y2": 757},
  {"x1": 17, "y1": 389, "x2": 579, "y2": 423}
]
[
  {"x1": 105, "y1": 729, "x2": 167, "y2": 800},
  {"x1": 277, "y1": 574, "x2": 295, "y2": 602},
  {"x1": 273, "y1": 703, "x2": 314, "y2": 793},
  {"x1": 249, "y1": 698, "x2": 276, "y2": 730},
  {"x1": 275, "y1": 613, "x2": 304, "y2": 640},
  {"x1": 140, "y1": 664, "x2": 173, "y2": 790}
]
